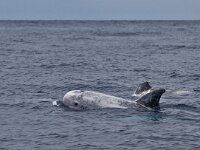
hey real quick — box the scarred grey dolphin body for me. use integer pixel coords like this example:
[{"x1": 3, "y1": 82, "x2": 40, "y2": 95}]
[{"x1": 62, "y1": 88, "x2": 165, "y2": 110}]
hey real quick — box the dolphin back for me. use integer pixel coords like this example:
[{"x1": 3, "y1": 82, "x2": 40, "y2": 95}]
[{"x1": 135, "y1": 81, "x2": 152, "y2": 95}]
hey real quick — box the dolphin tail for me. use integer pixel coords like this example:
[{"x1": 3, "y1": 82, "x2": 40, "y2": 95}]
[
  {"x1": 136, "y1": 88, "x2": 165, "y2": 109},
  {"x1": 135, "y1": 81, "x2": 152, "y2": 95}
]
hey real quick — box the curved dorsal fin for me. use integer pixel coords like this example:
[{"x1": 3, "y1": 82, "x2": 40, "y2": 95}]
[{"x1": 136, "y1": 88, "x2": 165, "y2": 109}]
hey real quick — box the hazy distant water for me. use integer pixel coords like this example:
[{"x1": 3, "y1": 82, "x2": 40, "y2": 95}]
[{"x1": 0, "y1": 21, "x2": 200, "y2": 150}]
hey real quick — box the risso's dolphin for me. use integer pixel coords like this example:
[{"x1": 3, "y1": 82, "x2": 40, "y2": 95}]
[
  {"x1": 59, "y1": 87, "x2": 165, "y2": 111},
  {"x1": 132, "y1": 81, "x2": 193, "y2": 97},
  {"x1": 132, "y1": 81, "x2": 152, "y2": 97}
]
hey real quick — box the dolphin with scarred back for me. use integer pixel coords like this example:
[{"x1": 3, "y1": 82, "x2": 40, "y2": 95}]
[{"x1": 53, "y1": 82, "x2": 165, "y2": 111}]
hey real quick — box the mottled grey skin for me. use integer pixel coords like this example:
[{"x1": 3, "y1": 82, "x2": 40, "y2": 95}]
[{"x1": 62, "y1": 88, "x2": 165, "y2": 110}]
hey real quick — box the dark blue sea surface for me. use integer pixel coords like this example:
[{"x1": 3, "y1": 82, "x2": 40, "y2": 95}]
[{"x1": 0, "y1": 21, "x2": 200, "y2": 150}]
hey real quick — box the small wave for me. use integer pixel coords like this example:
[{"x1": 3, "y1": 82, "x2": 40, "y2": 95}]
[
  {"x1": 133, "y1": 68, "x2": 148, "y2": 72},
  {"x1": 163, "y1": 103, "x2": 200, "y2": 115},
  {"x1": 174, "y1": 104, "x2": 197, "y2": 109},
  {"x1": 163, "y1": 45, "x2": 186, "y2": 50},
  {"x1": 39, "y1": 63, "x2": 70, "y2": 69},
  {"x1": 0, "y1": 98, "x2": 55, "y2": 109},
  {"x1": 168, "y1": 71, "x2": 181, "y2": 78},
  {"x1": 172, "y1": 90, "x2": 192, "y2": 95},
  {"x1": 193, "y1": 87, "x2": 200, "y2": 92},
  {"x1": 95, "y1": 31, "x2": 161, "y2": 37},
  {"x1": 0, "y1": 101, "x2": 30, "y2": 108},
  {"x1": 165, "y1": 90, "x2": 193, "y2": 96},
  {"x1": 47, "y1": 133, "x2": 68, "y2": 138},
  {"x1": 162, "y1": 103, "x2": 198, "y2": 110}
]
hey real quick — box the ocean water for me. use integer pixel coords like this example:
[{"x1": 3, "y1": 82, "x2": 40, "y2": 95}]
[{"x1": 0, "y1": 21, "x2": 200, "y2": 150}]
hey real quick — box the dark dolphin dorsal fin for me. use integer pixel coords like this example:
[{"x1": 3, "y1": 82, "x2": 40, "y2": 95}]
[
  {"x1": 135, "y1": 82, "x2": 152, "y2": 94},
  {"x1": 136, "y1": 88, "x2": 165, "y2": 109}
]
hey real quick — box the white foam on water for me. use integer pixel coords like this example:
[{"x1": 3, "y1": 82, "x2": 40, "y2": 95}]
[
  {"x1": 171, "y1": 90, "x2": 193, "y2": 96},
  {"x1": 52, "y1": 100, "x2": 59, "y2": 106}
]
